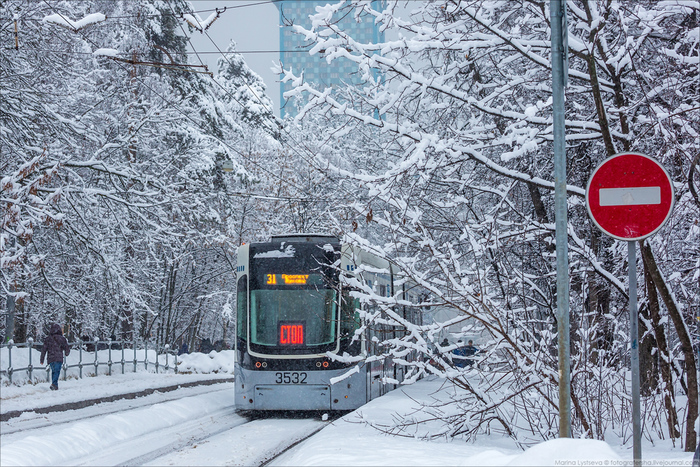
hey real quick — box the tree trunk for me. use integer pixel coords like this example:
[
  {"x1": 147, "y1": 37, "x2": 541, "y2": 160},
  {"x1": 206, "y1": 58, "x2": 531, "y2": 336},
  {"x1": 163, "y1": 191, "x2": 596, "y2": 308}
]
[
  {"x1": 641, "y1": 241, "x2": 696, "y2": 450},
  {"x1": 643, "y1": 260, "x2": 680, "y2": 438},
  {"x1": 638, "y1": 300, "x2": 658, "y2": 397}
]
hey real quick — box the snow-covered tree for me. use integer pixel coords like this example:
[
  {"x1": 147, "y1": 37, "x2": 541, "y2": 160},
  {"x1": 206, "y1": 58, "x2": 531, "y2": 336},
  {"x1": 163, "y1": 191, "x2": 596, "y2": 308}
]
[
  {"x1": 216, "y1": 40, "x2": 278, "y2": 136},
  {"x1": 280, "y1": 0, "x2": 699, "y2": 449},
  {"x1": 0, "y1": 0, "x2": 251, "y2": 349}
]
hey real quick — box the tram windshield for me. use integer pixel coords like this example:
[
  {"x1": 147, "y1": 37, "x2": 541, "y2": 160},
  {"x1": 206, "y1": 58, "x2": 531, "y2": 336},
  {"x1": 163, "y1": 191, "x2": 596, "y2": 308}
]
[
  {"x1": 248, "y1": 243, "x2": 340, "y2": 352},
  {"x1": 250, "y1": 286, "x2": 337, "y2": 347}
]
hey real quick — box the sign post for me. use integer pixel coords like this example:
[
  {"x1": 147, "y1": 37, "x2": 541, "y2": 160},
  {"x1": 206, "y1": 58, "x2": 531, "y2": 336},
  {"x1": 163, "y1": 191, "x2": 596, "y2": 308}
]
[
  {"x1": 551, "y1": 0, "x2": 571, "y2": 439},
  {"x1": 586, "y1": 152, "x2": 674, "y2": 465}
]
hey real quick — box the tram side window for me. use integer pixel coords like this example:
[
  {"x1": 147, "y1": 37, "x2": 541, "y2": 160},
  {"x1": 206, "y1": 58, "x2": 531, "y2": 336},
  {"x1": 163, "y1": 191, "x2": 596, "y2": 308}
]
[
  {"x1": 340, "y1": 290, "x2": 361, "y2": 339},
  {"x1": 237, "y1": 276, "x2": 247, "y2": 340}
]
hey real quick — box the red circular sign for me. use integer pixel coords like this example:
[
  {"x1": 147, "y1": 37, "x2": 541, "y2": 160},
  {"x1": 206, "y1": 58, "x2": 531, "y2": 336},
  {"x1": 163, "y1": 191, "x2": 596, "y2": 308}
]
[{"x1": 586, "y1": 153, "x2": 674, "y2": 241}]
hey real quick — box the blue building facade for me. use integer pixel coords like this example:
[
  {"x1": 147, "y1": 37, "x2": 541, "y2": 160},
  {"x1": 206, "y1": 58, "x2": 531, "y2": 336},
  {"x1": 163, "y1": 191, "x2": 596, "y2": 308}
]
[{"x1": 275, "y1": 1, "x2": 384, "y2": 118}]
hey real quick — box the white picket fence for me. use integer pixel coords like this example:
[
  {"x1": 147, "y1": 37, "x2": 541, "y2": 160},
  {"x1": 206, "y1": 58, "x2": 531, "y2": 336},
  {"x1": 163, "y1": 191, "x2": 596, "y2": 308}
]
[{"x1": 0, "y1": 338, "x2": 178, "y2": 386}]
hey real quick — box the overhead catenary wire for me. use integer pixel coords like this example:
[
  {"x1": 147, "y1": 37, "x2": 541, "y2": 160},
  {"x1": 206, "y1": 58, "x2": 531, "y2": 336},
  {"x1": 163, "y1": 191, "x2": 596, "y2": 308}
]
[
  {"x1": 7, "y1": 49, "x2": 322, "y2": 55},
  {"x1": 168, "y1": 0, "x2": 365, "y2": 204},
  {"x1": 194, "y1": 6, "x2": 371, "y2": 213},
  {"x1": 26, "y1": 0, "x2": 355, "y2": 184},
  {"x1": 164, "y1": 0, "x2": 283, "y2": 138},
  {"x1": 7, "y1": 2, "x2": 274, "y2": 22}
]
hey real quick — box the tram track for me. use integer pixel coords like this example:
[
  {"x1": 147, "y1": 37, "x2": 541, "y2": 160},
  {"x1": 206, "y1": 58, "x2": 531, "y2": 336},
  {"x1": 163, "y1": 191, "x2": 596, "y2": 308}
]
[
  {"x1": 259, "y1": 421, "x2": 329, "y2": 466},
  {"x1": 76, "y1": 406, "x2": 248, "y2": 466},
  {"x1": 143, "y1": 413, "x2": 333, "y2": 466},
  {"x1": 0, "y1": 385, "x2": 239, "y2": 467}
]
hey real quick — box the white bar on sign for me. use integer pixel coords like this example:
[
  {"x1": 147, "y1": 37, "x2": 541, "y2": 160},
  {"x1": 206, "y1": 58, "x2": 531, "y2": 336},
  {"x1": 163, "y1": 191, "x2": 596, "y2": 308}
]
[{"x1": 599, "y1": 186, "x2": 661, "y2": 206}]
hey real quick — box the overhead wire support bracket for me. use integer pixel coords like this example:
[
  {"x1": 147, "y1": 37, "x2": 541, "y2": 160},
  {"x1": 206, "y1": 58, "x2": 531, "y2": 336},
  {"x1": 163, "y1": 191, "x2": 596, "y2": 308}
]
[
  {"x1": 181, "y1": 7, "x2": 226, "y2": 33},
  {"x1": 97, "y1": 53, "x2": 213, "y2": 76}
]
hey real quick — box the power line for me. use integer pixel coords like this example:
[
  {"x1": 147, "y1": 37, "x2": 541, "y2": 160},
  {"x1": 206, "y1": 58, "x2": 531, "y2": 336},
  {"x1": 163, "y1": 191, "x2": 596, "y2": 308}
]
[
  {"x1": 199, "y1": 13, "x2": 352, "y2": 194},
  {"x1": 36, "y1": 0, "x2": 368, "y2": 212},
  {"x1": 11, "y1": 2, "x2": 275, "y2": 21},
  {"x1": 10, "y1": 49, "x2": 315, "y2": 55},
  {"x1": 165, "y1": 1, "x2": 282, "y2": 137}
]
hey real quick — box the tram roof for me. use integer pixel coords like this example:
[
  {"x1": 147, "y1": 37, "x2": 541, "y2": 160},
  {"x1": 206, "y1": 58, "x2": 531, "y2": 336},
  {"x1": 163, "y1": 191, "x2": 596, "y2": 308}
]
[{"x1": 270, "y1": 234, "x2": 339, "y2": 244}]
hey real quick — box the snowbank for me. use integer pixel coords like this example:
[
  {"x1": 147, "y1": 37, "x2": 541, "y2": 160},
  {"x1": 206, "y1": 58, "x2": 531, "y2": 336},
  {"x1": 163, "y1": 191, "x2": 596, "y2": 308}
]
[{"x1": 176, "y1": 350, "x2": 235, "y2": 374}]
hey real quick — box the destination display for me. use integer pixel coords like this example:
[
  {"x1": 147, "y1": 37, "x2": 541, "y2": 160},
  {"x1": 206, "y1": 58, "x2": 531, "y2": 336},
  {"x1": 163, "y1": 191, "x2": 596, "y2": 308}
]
[
  {"x1": 266, "y1": 274, "x2": 309, "y2": 285},
  {"x1": 264, "y1": 273, "x2": 324, "y2": 286}
]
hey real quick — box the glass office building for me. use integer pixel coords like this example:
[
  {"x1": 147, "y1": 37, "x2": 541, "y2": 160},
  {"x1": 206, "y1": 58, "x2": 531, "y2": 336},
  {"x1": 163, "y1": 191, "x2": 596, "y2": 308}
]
[{"x1": 275, "y1": 1, "x2": 384, "y2": 118}]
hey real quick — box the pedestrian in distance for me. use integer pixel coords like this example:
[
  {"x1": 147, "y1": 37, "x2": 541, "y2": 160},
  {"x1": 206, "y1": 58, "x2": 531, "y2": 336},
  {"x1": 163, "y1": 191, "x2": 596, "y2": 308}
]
[
  {"x1": 464, "y1": 339, "x2": 479, "y2": 367},
  {"x1": 464, "y1": 340, "x2": 478, "y2": 356},
  {"x1": 40, "y1": 323, "x2": 71, "y2": 390},
  {"x1": 452, "y1": 339, "x2": 468, "y2": 368},
  {"x1": 453, "y1": 339, "x2": 479, "y2": 368}
]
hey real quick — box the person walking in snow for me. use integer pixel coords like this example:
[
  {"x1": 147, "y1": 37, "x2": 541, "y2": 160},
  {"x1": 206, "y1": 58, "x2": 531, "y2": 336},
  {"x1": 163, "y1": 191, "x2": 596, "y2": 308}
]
[{"x1": 40, "y1": 323, "x2": 71, "y2": 390}]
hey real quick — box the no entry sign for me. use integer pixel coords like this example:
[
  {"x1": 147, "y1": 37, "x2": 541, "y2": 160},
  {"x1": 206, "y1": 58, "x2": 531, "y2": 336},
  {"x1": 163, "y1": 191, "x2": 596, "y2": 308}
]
[{"x1": 586, "y1": 153, "x2": 674, "y2": 241}]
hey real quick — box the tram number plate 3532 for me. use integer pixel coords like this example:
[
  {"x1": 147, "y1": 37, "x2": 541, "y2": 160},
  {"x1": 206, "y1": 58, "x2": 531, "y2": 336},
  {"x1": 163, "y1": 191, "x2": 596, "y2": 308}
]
[{"x1": 275, "y1": 372, "x2": 308, "y2": 384}]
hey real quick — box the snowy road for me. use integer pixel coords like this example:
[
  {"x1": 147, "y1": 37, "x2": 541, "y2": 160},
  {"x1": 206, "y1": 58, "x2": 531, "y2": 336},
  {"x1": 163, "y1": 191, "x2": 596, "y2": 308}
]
[{"x1": 1, "y1": 383, "x2": 327, "y2": 466}]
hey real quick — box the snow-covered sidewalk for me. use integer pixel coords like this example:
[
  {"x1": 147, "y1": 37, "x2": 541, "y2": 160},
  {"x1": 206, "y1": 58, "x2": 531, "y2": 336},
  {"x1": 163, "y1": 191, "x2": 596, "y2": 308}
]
[{"x1": 1, "y1": 371, "x2": 233, "y2": 417}]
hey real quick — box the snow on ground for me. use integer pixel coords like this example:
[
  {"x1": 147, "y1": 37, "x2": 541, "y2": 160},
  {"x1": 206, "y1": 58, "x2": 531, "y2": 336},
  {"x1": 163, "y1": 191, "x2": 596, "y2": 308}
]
[
  {"x1": 1, "y1": 351, "x2": 695, "y2": 466},
  {"x1": 274, "y1": 377, "x2": 693, "y2": 466}
]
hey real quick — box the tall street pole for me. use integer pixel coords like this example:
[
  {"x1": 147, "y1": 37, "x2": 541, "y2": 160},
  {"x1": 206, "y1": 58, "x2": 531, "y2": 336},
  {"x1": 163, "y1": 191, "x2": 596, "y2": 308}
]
[
  {"x1": 628, "y1": 241, "x2": 642, "y2": 463},
  {"x1": 4, "y1": 237, "x2": 16, "y2": 344},
  {"x1": 551, "y1": 0, "x2": 571, "y2": 438}
]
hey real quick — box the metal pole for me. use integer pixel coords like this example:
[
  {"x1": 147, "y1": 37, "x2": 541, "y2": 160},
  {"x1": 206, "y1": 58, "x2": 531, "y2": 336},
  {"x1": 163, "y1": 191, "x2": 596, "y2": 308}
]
[
  {"x1": 551, "y1": 0, "x2": 571, "y2": 438},
  {"x1": 27, "y1": 338, "x2": 33, "y2": 382},
  {"x1": 8, "y1": 340, "x2": 13, "y2": 385},
  {"x1": 628, "y1": 241, "x2": 642, "y2": 464},
  {"x1": 5, "y1": 285, "x2": 15, "y2": 344}
]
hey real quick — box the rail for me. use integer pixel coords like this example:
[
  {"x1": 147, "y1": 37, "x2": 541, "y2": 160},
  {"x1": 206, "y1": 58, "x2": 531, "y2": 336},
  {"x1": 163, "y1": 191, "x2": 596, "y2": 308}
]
[{"x1": 0, "y1": 338, "x2": 178, "y2": 385}]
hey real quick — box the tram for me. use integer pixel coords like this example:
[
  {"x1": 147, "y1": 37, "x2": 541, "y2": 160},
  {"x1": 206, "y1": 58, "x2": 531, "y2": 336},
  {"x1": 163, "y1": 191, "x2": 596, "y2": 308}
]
[{"x1": 234, "y1": 234, "x2": 423, "y2": 412}]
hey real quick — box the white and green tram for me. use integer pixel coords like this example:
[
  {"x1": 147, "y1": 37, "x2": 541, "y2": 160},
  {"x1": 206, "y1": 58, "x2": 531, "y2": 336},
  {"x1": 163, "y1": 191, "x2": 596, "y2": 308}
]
[{"x1": 234, "y1": 234, "x2": 423, "y2": 412}]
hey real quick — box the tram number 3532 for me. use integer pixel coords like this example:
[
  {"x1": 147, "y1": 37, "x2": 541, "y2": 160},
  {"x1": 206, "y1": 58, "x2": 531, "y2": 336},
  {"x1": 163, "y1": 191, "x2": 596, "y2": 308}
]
[{"x1": 275, "y1": 371, "x2": 308, "y2": 384}]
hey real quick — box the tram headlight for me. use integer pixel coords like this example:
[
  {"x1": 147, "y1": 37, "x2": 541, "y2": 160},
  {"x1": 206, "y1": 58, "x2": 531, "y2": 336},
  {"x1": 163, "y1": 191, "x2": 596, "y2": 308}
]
[
  {"x1": 255, "y1": 361, "x2": 261, "y2": 368},
  {"x1": 316, "y1": 362, "x2": 322, "y2": 368},
  {"x1": 322, "y1": 361, "x2": 329, "y2": 368}
]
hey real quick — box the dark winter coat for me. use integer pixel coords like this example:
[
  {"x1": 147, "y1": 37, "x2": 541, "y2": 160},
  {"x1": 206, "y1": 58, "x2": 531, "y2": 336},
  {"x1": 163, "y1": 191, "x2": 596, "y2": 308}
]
[{"x1": 40, "y1": 323, "x2": 70, "y2": 364}]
